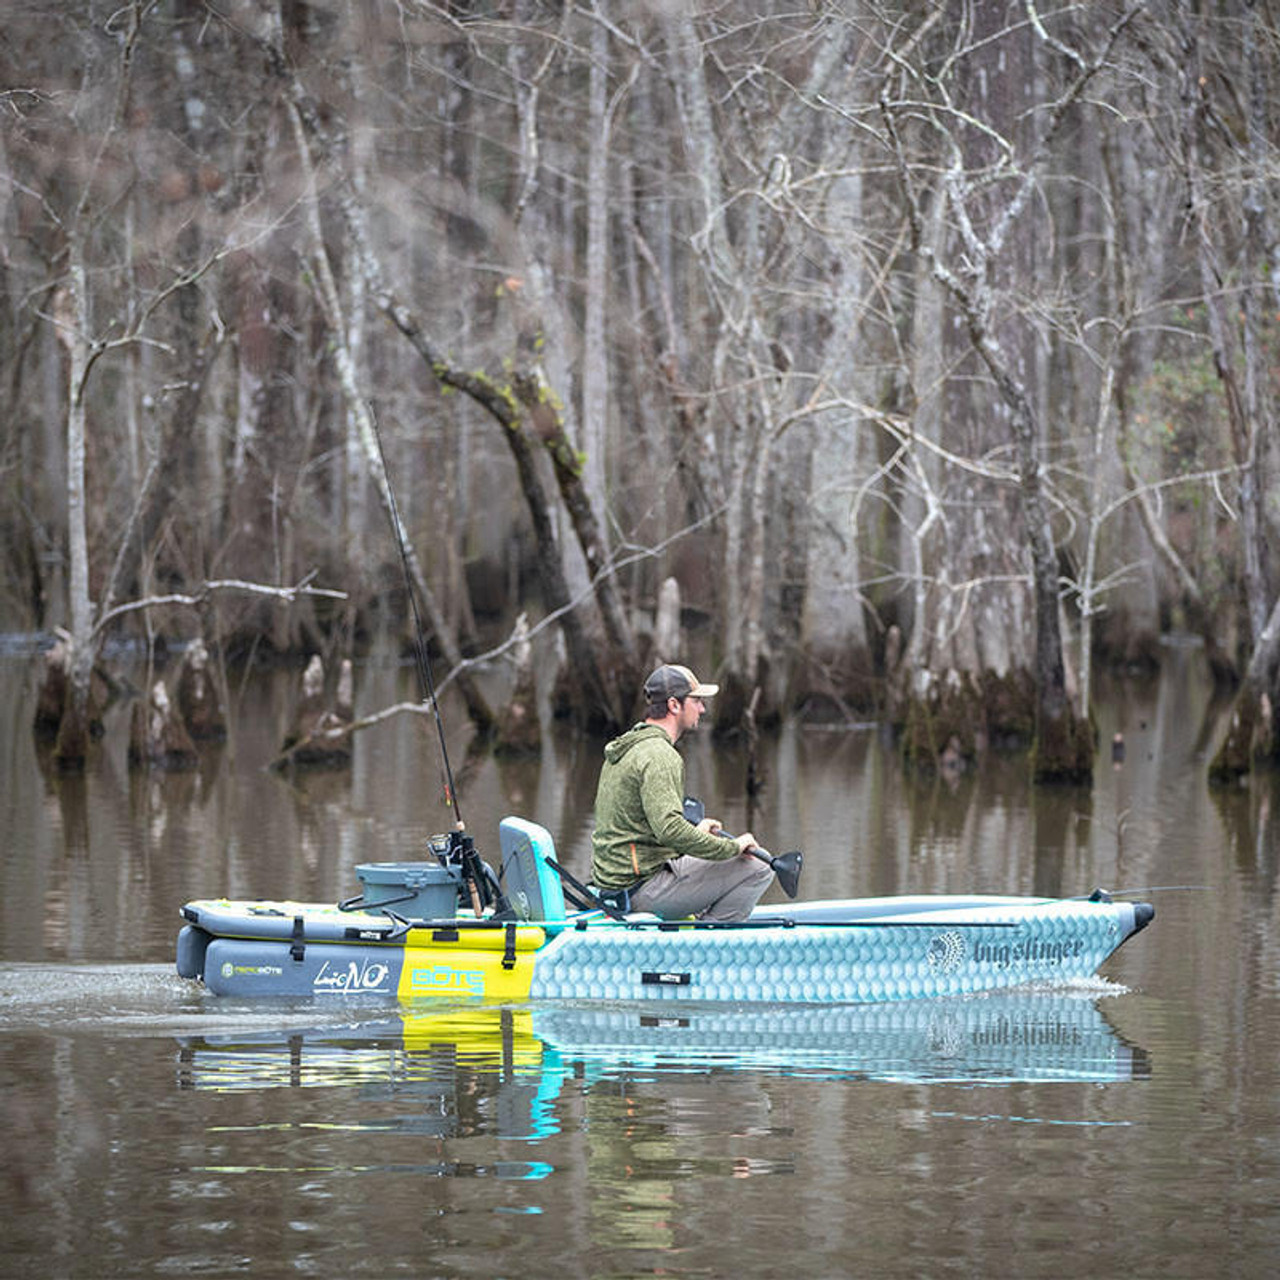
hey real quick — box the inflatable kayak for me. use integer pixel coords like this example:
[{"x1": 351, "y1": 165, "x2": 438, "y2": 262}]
[{"x1": 176, "y1": 816, "x2": 1154, "y2": 1005}]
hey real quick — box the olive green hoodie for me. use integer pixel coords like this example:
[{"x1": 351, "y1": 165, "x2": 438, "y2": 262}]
[{"x1": 590, "y1": 722, "x2": 740, "y2": 889}]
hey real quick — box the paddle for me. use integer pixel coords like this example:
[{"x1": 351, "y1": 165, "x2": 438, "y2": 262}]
[
  {"x1": 682, "y1": 798, "x2": 803, "y2": 899},
  {"x1": 752, "y1": 848, "x2": 803, "y2": 899}
]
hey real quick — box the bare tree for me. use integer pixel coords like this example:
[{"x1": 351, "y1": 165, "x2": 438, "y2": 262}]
[
  {"x1": 1161, "y1": 0, "x2": 1280, "y2": 778},
  {"x1": 876, "y1": 4, "x2": 1144, "y2": 780}
]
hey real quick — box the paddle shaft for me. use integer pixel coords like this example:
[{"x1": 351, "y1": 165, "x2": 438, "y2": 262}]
[{"x1": 682, "y1": 797, "x2": 802, "y2": 897}]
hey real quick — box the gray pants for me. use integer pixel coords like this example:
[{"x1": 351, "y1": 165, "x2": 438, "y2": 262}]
[{"x1": 629, "y1": 853, "x2": 774, "y2": 923}]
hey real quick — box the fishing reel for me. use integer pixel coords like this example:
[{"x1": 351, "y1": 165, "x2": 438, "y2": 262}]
[{"x1": 430, "y1": 829, "x2": 511, "y2": 916}]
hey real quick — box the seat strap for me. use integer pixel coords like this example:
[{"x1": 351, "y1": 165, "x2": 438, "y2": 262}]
[{"x1": 544, "y1": 856, "x2": 628, "y2": 921}]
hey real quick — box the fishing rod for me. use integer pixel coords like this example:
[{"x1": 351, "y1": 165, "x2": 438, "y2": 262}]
[
  {"x1": 367, "y1": 401, "x2": 504, "y2": 917},
  {"x1": 1080, "y1": 885, "x2": 1208, "y2": 899},
  {"x1": 367, "y1": 401, "x2": 462, "y2": 829}
]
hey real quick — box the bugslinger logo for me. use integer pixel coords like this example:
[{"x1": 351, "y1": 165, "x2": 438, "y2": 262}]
[
  {"x1": 970, "y1": 1015, "x2": 1085, "y2": 1047},
  {"x1": 973, "y1": 937, "x2": 1086, "y2": 969}
]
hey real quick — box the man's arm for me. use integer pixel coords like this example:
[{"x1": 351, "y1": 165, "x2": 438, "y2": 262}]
[{"x1": 640, "y1": 753, "x2": 745, "y2": 862}]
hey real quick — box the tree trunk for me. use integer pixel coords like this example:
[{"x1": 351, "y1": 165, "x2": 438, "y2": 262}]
[
  {"x1": 98, "y1": 303, "x2": 220, "y2": 633},
  {"x1": 663, "y1": 8, "x2": 758, "y2": 728},
  {"x1": 506, "y1": 2, "x2": 612, "y2": 672},
  {"x1": 1014, "y1": 396, "x2": 1090, "y2": 781},
  {"x1": 51, "y1": 237, "x2": 95, "y2": 768},
  {"x1": 282, "y1": 85, "x2": 496, "y2": 735},
  {"x1": 500, "y1": 382, "x2": 631, "y2": 729},
  {"x1": 1182, "y1": 10, "x2": 1273, "y2": 654},
  {"x1": 798, "y1": 146, "x2": 875, "y2": 717},
  {"x1": 580, "y1": 6, "x2": 610, "y2": 513},
  {"x1": 494, "y1": 614, "x2": 540, "y2": 757}
]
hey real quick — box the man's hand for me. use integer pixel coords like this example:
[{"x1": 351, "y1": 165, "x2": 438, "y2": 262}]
[{"x1": 696, "y1": 816, "x2": 758, "y2": 854}]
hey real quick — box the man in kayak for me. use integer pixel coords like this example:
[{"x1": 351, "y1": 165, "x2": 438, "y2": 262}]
[{"x1": 590, "y1": 663, "x2": 773, "y2": 922}]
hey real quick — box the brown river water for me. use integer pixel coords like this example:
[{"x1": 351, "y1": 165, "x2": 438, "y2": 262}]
[{"x1": 1, "y1": 638, "x2": 1277, "y2": 1278}]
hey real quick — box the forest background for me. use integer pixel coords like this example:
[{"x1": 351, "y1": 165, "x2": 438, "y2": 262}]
[{"x1": 1, "y1": 0, "x2": 1278, "y2": 784}]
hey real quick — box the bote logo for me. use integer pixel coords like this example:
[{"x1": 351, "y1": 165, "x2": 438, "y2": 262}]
[{"x1": 410, "y1": 966, "x2": 485, "y2": 996}]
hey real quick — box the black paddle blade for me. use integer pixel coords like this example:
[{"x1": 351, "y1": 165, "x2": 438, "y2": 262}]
[{"x1": 771, "y1": 850, "x2": 803, "y2": 898}]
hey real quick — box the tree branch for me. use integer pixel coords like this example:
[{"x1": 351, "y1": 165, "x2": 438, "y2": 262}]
[{"x1": 92, "y1": 575, "x2": 347, "y2": 638}]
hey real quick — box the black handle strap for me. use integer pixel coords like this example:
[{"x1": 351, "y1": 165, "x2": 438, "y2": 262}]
[{"x1": 544, "y1": 856, "x2": 629, "y2": 921}]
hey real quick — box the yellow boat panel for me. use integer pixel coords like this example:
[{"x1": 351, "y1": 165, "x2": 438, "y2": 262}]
[
  {"x1": 397, "y1": 924, "x2": 544, "y2": 1001},
  {"x1": 401, "y1": 923, "x2": 545, "y2": 952}
]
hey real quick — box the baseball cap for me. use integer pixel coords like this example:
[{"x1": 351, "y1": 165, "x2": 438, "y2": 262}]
[{"x1": 644, "y1": 663, "x2": 719, "y2": 702}]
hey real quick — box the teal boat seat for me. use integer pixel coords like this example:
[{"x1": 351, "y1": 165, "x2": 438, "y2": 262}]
[{"x1": 498, "y1": 816, "x2": 567, "y2": 923}]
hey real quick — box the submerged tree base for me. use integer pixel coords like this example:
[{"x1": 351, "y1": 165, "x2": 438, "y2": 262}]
[
  {"x1": 36, "y1": 639, "x2": 109, "y2": 764},
  {"x1": 176, "y1": 638, "x2": 227, "y2": 742},
  {"x1": 790, "y1": 644, "x2": 881, "y2": 724},
  {"x1": 900, "y1": 668, "x2": 1037, "y2": 773},
  {"x1": 896, "y1": 665, "x2": 1091, "y2": 783},
  {"x1": 276, "y1": 655, "x2": 354, "y2": 769},
  {"x1": 1031, "y1": 705, "x2": 1095, "y2": 785},
  {"x1": 129, "y1": 681, "x2": 199, "y2": 771},
  {"x1": 52, "y1": 699, "x2": 96, "y2": 772},
  {"x1": 712, "y1": 661, "x2": 784, "y2": 740},
  {"x1": 1209, "y1": 692, "x2": 1278, "y2": 785},
  {"x1": 1208, "y1": 598, "x2": 1280, "y2": 784}
]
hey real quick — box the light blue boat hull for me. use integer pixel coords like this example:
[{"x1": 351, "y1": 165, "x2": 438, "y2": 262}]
[{"x1": 526, "y1": 898, "x2": 1149, "y2": 1003}]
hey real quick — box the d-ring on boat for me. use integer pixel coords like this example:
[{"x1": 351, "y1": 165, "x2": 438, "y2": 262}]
[{"x1": 176, "y1": 816, "x2": 1154, "y2": 1004}]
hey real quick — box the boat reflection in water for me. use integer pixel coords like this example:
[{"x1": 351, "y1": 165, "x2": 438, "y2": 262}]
[
  {"x1": 176, "y1": 989, "x2": 1149, "y2": 1131},
  {"x1": 532, "y1": 988, "x2": 1149, "y2": 1084}
]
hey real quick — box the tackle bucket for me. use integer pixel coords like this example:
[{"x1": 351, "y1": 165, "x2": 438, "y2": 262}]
[{"x1": 354, "y1": 861, "x2": 461, "y2": 919}]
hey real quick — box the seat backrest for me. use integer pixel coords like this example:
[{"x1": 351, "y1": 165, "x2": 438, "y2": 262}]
[{"x1": 498, "y1": 816, "x2": 567, "y2": 923}]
